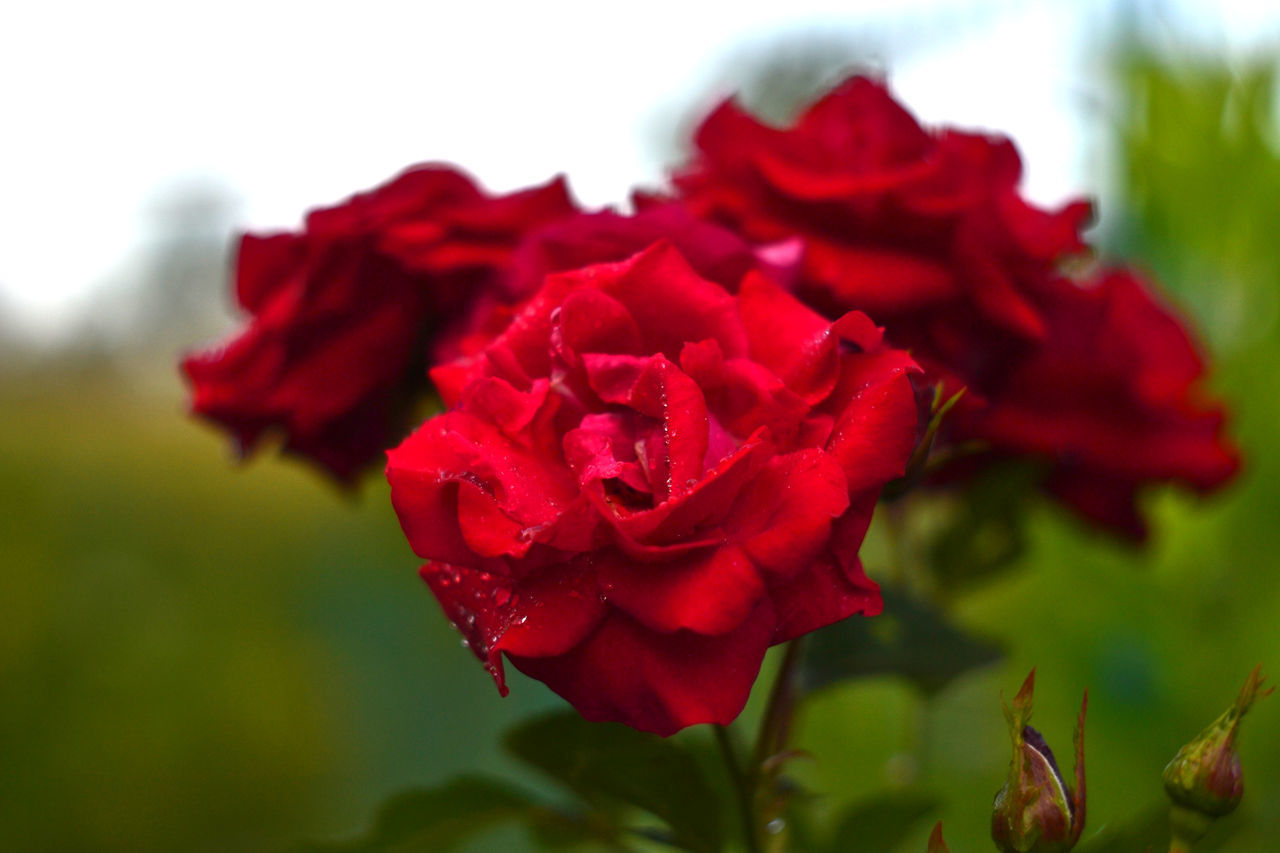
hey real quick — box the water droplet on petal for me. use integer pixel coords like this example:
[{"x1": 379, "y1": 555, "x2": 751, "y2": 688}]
[{"x1": 493, "y1": 588, "x2": 512, "y2": 606}]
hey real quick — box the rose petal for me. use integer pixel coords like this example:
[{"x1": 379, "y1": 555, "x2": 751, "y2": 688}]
[
  {"x1": 509, "y1": 602, "x2": 775, "y2": 736},
  {"x1": 737, "y1": 270, "x2": 841, "y2": 404},
  {"x1": 582, "y1": 353, "x2": 709, "y2": 502},
  {"x1": 601, "y1": 427, "x2": 773, "y2": 545},
  {"x1": 802, "y1": 238, "x2": 957, "y2": 314},
  {"x1": 495, "y1": 558, "x2": 608, "y2": 659},
  {"x1": 728, "y1": 449, "x2": 850, "y2": 577},
  {"x1": 601, "y1": 242, "x2": 749, "y2": 361},
  {"x1": 553, "y1": 288, "x2": 644, "y2": 363},
  {"x1": 235, "y1": 233, "x2": 306, "y2": 313},
  {"x1": 825, "y1": 363, "x2": 920, "y2": 499},
  {"x1": 768, "y1": 554, "x2": 882, "y2": 644},
  {"x1": 387, "y1": 411, "x2": 579, "y2": 561},
  {"x1": 679, "y1": 339, "x2": 811, "y2": 445},
  {"x1": 598, "y1": 545, "x2": 765, "y2": 635},
  {"x1": 421, "y1": 562, "x2": 515, "y2": 695},
  {"x1": 421, "y1": 558, "x2": 607, "y2": 696}
]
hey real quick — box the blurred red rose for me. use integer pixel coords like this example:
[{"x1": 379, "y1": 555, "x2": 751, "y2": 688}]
[
  {"x1": 946, "y1": 268, "x2": 1239, "y2": 539},
  {"x1": 181, "y1": 165, "x2": 577, "y2": 482},
  {"x1": 386, "y1": 242, "x2": 918, "y2": 734},
  {"x1": 669, "y1": 75, "x2": 1236, "y2": 535},
  {"x1": 668, "y1": 74, "x2": 1092, "y2": 349}
]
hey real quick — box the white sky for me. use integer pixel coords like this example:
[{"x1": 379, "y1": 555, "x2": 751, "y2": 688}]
[{"x1": 1, "y1": 0, "x2": 1275, "y2": 340}]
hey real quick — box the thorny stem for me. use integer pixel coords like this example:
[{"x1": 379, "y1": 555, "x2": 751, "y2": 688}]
[{"x1": 714, "y1": 725, "x2": 762, "y2": 853}]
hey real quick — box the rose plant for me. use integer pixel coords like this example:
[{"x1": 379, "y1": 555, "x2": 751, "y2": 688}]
[{"x1": 183, "y1": 71, "x2": 1251, "y2": 853}]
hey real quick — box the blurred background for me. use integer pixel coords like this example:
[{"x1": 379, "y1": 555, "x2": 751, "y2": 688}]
[{"x1": 2, "y1": 1, "x2": 1279, "y2": 850}]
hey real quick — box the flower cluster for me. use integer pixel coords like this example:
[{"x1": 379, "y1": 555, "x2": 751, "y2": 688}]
[{"x1": 185, "y1": 75, "x2": 1237, "y2": 732}]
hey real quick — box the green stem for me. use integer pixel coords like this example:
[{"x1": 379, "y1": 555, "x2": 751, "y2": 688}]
[
  {"x1": 752, "y1": 639, "x2": 804, "y2": 772},
  {"x1": 884, "y1": 501, "x2": 909, "y2": 589},
  {"x1": 621, "y1": 826, "x2": 684, "y2": 851},
  {"x1": 1169, "y1": 805, "x2": 1213, "y2": 853},
  {"x1": 714, "y1": 725, "x2": 762, "y2": 853}
]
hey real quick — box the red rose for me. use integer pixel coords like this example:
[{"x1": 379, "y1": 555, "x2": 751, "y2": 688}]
[
  {"x1": 385, "y1": 242, "x2": 918, "y2": 734},
  {"x1": 946, "y1": 269, "x2": 1239, "y2": 539},
  {"x1": 668, "y1": 75, "x2": 1092, "y2": 348},
  {"x1": 430, "y1": 203, "x2": 799, "y2": 403},
  {"x1": 181, "y1": 166, "x2": 577, "y2": 482}
]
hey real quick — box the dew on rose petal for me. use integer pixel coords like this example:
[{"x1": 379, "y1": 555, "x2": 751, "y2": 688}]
[
  {"x1": 493, "y1": 588, "x2": 512, "y2": 606},
  {"x1": 685, "y1": 478, "x2": 698, "y2": 487}
]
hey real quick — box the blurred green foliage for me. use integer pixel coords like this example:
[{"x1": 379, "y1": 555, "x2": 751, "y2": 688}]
[
  {"x1": 2, "y1": 37, "x2": 1279, "y2": 853},
  {"x1": 0, "y1": 375, "x2": 564, "y2": 851}
]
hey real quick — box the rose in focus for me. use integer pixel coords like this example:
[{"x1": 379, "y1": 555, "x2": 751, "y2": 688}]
[
  {"x1": 386, "y1": 241, "x2": 919, "y2": 734},
  {"x1": 182, "y1": 165, "x2": 576, "y2": 482}
]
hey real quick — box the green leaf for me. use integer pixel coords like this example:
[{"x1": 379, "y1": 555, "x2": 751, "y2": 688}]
[
  {"x1": 928, "y1": 460, "x2": 1043, "y2": 594},
  {"x1": 504, "y1": 712, "x2": 724, "y2": 853},
  {"x1": 824, "y1": 792, "x2": 940, "y2": 853},
  {"x1": 295, "y1": 775, "x2": 598, "y2": 852},
  {"x1": 799, "y1": 588, "x2": 1003, "y2": 695},
  {"x1": 883, "y1": 384, "x2": 967, "y2": 502}
]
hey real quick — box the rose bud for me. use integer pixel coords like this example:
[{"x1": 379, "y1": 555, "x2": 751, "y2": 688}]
[
  {"x1": 1163, "y1": 666, "x2": 1272, "y2": 844},
  {"x1": 991, "y1": 670, "x2": 1087, "y2": 853}
]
